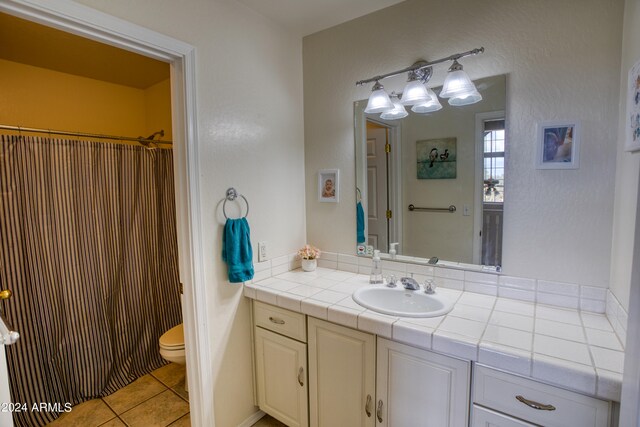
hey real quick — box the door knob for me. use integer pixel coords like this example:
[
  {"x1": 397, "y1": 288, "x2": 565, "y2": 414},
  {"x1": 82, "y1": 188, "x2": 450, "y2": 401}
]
[{"x1": 0, "y1": 289, "x2": 11, "y2": 300}]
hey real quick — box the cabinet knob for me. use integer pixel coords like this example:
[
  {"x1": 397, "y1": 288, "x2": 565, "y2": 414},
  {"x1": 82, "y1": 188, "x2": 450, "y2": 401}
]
[
  {"x1": 365, "y1": 395, "x2": 372, "y2": 417},
  {"x1": 515, "y1": 395, "x2": 556, "y2": 411},
  {"x1": 377, "y1": 399, "x2": 383, "y2": 422},
  {"x1": 0, "y1": 289, "x2": 12, "y2": 300},
  {"x1": 297, "y1": 367, "x2": 304, "y2": 387}
]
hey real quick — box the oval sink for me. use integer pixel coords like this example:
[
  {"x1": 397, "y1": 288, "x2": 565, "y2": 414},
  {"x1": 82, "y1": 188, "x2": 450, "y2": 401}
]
[{"x1": 352, "y1": 286, "x2": 454, "y2": 318}]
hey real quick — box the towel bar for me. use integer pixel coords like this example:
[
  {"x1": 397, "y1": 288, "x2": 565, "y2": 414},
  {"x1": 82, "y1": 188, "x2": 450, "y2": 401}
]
[
  {"x1": 223, "y1": 188, "x2": 249, "y2": 219},
  {"x1": 408, "y1": 204, "x2": 456, "y2": 213}
]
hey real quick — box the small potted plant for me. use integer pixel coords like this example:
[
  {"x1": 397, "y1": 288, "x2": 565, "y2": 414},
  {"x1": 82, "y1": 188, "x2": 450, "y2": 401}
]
[{"x1": 298, "y1": 244, "x2": 321, "y2": 272}]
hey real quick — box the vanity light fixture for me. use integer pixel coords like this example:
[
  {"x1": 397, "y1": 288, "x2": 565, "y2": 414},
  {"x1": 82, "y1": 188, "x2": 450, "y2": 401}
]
[
  {"x1": 357, "y1": 47, "x2": 484, "y2": 119},
  {"x1": 400, "y1": 66, "x2": 432, "y2": 105},
  {"x1": 411, "y1": 88, "x2": 443, "y2": 113},
  {"x1": 364, "y1": 81, "x2": 395, "y2": 114},
  {"x1": 439, "y1": 59, "x2": 483, "y2": 105},
  {"x1": 380, "y1": 93, "x2": 409, "y2": 120}
]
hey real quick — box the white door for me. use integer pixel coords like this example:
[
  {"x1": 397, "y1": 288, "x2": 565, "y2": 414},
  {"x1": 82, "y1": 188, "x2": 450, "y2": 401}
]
[
  {"x1": 254, "y1": 327, "x2": 308, "y2": 427},
  {"x1": 308, "y1": 318, "x2": 376, "y2": 427},
  {"x1": 367, "y1": 126, "x2": 389, "y2": 251},
  {"x1": 376, "y1": 338, "x2": 470, "y2": 427},
  {"x1": 1, "y1": 290, "x2": 18, "y2": 427},
  {"x1": 0, "y1": 344, "x2": 13, "y2": 427}
]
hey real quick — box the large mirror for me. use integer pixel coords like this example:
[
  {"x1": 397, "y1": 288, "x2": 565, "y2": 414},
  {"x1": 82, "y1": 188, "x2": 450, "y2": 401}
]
[{"x1": 355, "y1": 74, "x2": 506, "y2": 267}]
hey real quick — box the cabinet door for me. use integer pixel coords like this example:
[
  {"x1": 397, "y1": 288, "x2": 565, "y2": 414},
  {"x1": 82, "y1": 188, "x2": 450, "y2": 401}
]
[
  {"x1": 472, "y1": 405, "x2": 535, "y2": 426},
  {"x1": 376, "y1": 338, "x2": 470, "y2": 427},
  {"x1": 255, "y1": 327, "x2": 308, "y2": 427},
  {"x1": 308, "y1": 318, "x2": 376, "y2": 427}
]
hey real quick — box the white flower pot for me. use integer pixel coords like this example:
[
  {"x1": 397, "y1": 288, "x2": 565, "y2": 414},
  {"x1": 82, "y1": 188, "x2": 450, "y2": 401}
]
[{"x1": 301, "y1": 258, "x2": 317, "y2": 272}]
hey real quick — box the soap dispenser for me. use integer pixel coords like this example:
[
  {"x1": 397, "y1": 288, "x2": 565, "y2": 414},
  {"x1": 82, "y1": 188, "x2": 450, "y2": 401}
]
[
  {"x1": 370, "y1": 250, "x2": 383, "y2": 284},
  {"x1": 389, "y1": 242, "x2": 399, "y2": 260}
]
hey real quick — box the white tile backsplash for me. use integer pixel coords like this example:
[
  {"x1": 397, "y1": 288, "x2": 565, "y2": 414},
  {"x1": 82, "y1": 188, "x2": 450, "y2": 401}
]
[
  {"x1": 498, "y1": 287, "x2": 535, "y2": 302},
  {"x1": 498, "y1": 275, "x2": 536, "y2": 291},
  {"x1": 464, "y1": 271, "x2": 499, "y2": 285},
  {"x1": 464, "y1": 281, "x2": 498, "y2": 296},
  {"x1": 537, "y1": 280, "x2": 580, "y2": 297},
  {"x1": 536, "y1": 292, "x2": 579, "y2": 310},
  {"x1": 434, "y1": 266, "x2": 465, "y2": 281}
]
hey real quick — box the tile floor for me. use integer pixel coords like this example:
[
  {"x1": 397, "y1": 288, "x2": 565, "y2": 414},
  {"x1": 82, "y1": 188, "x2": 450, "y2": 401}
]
[
  {"x1": 251, "y1": 414, "x2": 287, "y2": 427},
  {"x1": 48, "y1": 363, "x2": 189, "y2": 426}
]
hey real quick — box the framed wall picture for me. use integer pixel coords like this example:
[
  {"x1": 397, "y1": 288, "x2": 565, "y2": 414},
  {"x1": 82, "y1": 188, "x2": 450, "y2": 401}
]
[
  {"x1": 416, "y1": 137, "x2": 457, "y2": 179},
  {"x1": 536, "y1": 121, "x2": 580, "y2": 169},
  {"x1": 318, "y1": 169, "x2": 339, "y2": 202},
  {"x1": 626, "y1": 58, "x2": 640, "y2": 152}
]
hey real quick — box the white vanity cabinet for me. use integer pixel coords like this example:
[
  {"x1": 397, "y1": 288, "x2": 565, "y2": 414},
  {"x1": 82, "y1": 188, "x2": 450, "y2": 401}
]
[
  {"x1": 376, "y1": 338, "x2": 471, "y2": 427},
  {"x1": 253, "y1": 302, "x2": 308, "y2": 427},
  {"x1": 472, "y1": 365, "x2": 611, "y2": 427},
  {"x1": 308, "y1": 317, "x2": 376, "y2": 427},
  {"x1": 307, "y1": 318, "x2": 470, "y2": 427}
]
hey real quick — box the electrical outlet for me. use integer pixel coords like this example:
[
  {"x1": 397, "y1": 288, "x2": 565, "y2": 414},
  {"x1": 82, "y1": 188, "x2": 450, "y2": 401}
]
[{"x1": 258, "y1": 241, "x2": 268, "y2": 262}]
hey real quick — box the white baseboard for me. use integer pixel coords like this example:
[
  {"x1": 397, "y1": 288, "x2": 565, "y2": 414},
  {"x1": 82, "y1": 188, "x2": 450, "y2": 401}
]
[{"x1": 238, "y1": 410, "x2": 266, "y2": 427}]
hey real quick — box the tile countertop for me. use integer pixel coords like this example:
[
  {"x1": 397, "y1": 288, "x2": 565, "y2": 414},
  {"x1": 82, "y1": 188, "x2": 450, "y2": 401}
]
[{"x1": 243, "y1": 267, "x2": 624, "y2": 402}]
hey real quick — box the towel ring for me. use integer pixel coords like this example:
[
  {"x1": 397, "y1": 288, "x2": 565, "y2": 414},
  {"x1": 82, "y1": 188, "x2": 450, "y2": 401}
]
[{"x1": 223, "y1": 188, "x2": 249, "y2": 219}]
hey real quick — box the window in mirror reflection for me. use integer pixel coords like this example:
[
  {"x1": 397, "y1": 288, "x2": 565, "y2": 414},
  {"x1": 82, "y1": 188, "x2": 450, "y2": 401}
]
[{"x1": 481, "y1": 118, "x2": 505, "y2": 266}]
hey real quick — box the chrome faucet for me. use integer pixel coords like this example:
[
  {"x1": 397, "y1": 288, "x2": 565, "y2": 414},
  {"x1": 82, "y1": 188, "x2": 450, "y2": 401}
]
[{"x1": 400, "y1": 277, "x2": 420, "y2": 291}]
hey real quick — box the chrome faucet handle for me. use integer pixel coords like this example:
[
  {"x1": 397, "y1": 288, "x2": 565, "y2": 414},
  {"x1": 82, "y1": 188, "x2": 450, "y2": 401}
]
[
  {"x1": 424, "y1": 280, "x2": 436, "y2": 294},
  {"x1": 400, "y1": 277, "x2": 420, "y2": 291},
  {"x1": 386, "y1": 274, "x2": 397, "y2": 288}
]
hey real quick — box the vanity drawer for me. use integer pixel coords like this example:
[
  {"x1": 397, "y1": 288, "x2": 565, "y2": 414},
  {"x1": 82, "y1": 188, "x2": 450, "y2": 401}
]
[
  {"x1": 472, "y1": 405, "x2": 535, "y2": 426},
  {"x1": 473, "y1": 365, "x2": 610, "y2": 427},
  {"x1": 254, "y1": 301, "x2": 306, "y2": 342}
]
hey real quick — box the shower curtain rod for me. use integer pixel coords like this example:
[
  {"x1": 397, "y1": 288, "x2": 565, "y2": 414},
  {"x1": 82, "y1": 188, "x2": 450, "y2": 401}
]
[{"x1": 0, "y1": 124, "x2": 173, "y2": 146}]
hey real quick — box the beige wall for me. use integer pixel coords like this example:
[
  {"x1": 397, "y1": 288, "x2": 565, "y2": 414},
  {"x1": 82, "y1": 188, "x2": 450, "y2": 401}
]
[
  {"x1": 0, "y1": 58, "x2": 147, "y2": 137},
  {"x1": 611, "y1": 0, "x2": 640, "y2": 312},
  {"x1": 304, "y1": 0, "x2": 623, "y2": 288},
  {"x1": 72, "y1": 0, "x2": 306, "y2": 425},
  {"x1": 144, "y1": 78, "x2": 173, "y2": 139}
]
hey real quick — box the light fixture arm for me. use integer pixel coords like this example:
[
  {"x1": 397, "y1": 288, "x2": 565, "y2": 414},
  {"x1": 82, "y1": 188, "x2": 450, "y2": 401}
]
[{"x1": 355, "y1": 47, "x2": 484, "y2": 87}]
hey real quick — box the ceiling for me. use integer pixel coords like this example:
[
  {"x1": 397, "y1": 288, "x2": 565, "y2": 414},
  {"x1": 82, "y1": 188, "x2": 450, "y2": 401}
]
[
  {"x1": 0, "y1": 1, "x2": 403, "y2": 87},
  {"x1": 237, "y1": 0, "x2": 405, "y2": 37},
  {"x1": 0, "y1": 13, "x2": 170, "y2": 89}
]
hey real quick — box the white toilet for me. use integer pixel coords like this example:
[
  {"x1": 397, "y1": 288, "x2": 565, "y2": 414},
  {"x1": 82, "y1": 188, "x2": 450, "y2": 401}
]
[{"x1": 159, "y1": 323, "x2": 188, "y2": 391}]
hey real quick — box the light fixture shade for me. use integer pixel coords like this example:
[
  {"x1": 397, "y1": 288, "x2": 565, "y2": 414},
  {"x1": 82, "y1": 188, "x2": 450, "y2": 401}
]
[
  {"x1": 411, "y1": 88, "x2": 443, "y2": 113},
  {"x1": 364, "y1": 83, "x2": 394, "y2": 114},
  {"x1": 439, "y1": 69, "x2": 478, "y2": 99},
  {"x1": 448, "y1": 90, "x2": 483, "y2": 106},
  {"x1": 381, "y1": 95, "x2": 408, "y2": 120},
  {"x1": 400, "y1": 80, "x2": 430, "y2": 105}
]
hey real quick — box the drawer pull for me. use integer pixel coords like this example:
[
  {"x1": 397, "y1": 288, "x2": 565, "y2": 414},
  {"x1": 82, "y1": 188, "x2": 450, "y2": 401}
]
[
  {"x1": 365, "y1": 394, "x2": 372, "y2": 417},
  {"x1": 516, "y1": 395, "x2": 556, "y2": 411},
  {"x1": 269, "y1": 316, "x2": 285, "y2": 325},
  {"x1": 298, "y1": 367, "x2": 304, "y2": 386},
  {"x1": 377, "y1": 399, "x2": 383, "y2": 422}
]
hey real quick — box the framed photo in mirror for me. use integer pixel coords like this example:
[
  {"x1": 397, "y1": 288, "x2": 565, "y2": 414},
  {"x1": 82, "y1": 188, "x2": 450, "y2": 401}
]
[
  {"x1": 626, "y1": 58, "x2": 640, "y2": 152},
  {"x1": 318, "y1": 169, "x2": 339, "y2": 202},
  {"x1": 536, "y1": 121, "x2": 580, "y2": 169}
]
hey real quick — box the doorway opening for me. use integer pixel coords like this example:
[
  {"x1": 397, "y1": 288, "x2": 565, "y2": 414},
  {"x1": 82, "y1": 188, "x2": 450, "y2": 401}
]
[
  {"x1": 365, "y1": 119, "x2": 401, "y2": 254},
  {"x1": 474, "y1": 112, "x2": 505, "y2": 267},
  {"x1": 0, "y1": 2, "x2": 206, "y2": 426}
]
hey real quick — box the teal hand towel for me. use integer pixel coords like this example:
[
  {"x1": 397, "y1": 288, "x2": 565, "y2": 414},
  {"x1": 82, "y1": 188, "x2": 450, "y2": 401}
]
[
  {"x1": 222, "y1": 217, "x2": 254, "y2": 283},
  {"x1": 356, "y1": 201, "x2": 366, "y2": 243}
]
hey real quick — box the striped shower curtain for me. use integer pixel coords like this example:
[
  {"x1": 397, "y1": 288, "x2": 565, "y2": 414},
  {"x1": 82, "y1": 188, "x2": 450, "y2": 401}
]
[{"x1": 0, "y1": 135, "x2": 182, "y2": 426}]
